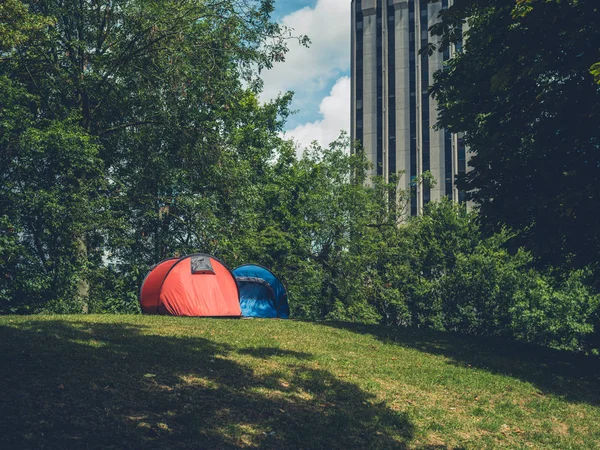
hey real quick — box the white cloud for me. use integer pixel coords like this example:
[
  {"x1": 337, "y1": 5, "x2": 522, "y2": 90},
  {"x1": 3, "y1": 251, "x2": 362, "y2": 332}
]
[
  {"x1": 284, "y1": 76, "x2": 350, "y2": 150},
  {"x1": 260, "y1": 0, "x2": 351, "y2": 103}
]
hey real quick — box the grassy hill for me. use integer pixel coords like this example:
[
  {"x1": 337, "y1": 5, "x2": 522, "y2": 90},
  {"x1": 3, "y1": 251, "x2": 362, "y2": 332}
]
[{"x1": 1, "y1": 316, "x2": 600, "y2": 449}]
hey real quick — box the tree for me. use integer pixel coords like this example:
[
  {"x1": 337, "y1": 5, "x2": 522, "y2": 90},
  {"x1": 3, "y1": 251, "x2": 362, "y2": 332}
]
[
  {"x1": 591, "y1": 62, "x2": 600, "y2": 86},
  {"x1": 430, "y1": 0, "x2": 600, "y2": 270},
  {"x1": 0, "y1": 0, "x2": 52, "y2": 48},
  {"x1": 0, "y1": 0, "x2": 306, "y2": 312},
  {"x1": 232, "y1": 135, "x2": 384, "y2": 321}
]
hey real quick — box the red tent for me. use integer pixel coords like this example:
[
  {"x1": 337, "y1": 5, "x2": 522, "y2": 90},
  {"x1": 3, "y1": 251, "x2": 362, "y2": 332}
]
[{"x1": 139, "y1": 254, "x2": 241, "y2": 317}]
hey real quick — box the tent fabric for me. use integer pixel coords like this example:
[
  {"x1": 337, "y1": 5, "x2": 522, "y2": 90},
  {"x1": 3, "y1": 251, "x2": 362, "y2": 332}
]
[
  {"x1": 139, "y1": 254, "x2": 241, "y2": 317},
  {"x1": 232, "y1": 264, "x2": 289, "y2": 318},
  {"x1": 139, "y1": 258, "x2": 179, "y2": 314}
]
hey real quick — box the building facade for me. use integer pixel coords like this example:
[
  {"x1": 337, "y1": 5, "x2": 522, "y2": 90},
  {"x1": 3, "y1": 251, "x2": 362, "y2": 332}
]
[{"x1": 351, "y1": 0, "x2": 467, "y2": 215}]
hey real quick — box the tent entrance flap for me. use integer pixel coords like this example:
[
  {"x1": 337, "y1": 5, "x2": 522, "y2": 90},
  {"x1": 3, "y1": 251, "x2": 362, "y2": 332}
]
[
  {"x1": 232, "y1": 264, "x2": 290, "y2": 319},
  {"x1": 235, "y1": 276, "x2": 275, "y2": 300},
  {"x1": 235, "y1": 276, "x2": 278, "y2": 317},
  {"x1": 191, "y1": 255, "x2": 215, "y2": 275}
]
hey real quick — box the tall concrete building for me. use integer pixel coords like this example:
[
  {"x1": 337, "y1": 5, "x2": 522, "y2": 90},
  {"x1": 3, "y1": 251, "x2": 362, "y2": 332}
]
[{"x1": 350, "y1": 0, "x2": 467, "y2": 215}]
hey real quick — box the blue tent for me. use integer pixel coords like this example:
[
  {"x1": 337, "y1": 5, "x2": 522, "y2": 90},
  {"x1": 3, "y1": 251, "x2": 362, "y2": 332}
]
[{"x1": 232, "y1": 264, "x2": 289, "y2": 318}]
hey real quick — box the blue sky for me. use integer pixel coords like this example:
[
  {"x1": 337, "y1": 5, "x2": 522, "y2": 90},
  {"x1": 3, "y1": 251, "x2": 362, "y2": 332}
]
[
  {"x1": 260, "y1": 0, "x2": 351, "y2": 149},
  {"x1": 273, "y1": 0, "x2": 318, "y2": 18}
]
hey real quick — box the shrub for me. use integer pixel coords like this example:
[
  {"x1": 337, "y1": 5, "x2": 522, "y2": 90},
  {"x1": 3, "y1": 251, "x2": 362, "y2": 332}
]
[{"x1": 510, "y1": 269, "x2": 600, "y2": 352}]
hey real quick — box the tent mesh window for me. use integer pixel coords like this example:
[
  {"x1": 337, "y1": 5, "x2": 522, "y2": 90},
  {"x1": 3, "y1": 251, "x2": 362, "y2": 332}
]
[
  {"x1": 235, "y1": 276, "x2": 276, "y2": 304},
  {"x1": 190, "y1": 256, "x2": 215, "y2": 275}
]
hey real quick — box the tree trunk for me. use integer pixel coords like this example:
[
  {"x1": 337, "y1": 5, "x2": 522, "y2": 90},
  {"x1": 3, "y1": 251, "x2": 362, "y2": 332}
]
[{"x1": 77, "y1": 235, "x2": 89, "y2": 313}]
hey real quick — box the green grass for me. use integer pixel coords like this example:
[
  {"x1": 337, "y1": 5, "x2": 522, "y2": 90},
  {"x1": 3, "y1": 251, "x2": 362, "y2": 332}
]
[{"x1": 1, "y1": 316, "x2": 600, "y2": 449}]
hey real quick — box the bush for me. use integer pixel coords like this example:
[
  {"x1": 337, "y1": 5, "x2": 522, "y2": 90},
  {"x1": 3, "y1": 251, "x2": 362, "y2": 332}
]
[
  {"x1": 390, "y1": 201, "x2": 599, "y2": 353},
  {"x1": 510, "y1": 269, "x2": 600, "y2": 352},
  {"x1": 440, "y1": 248, "x2": 520, "y2": 336},
  {"x1": 5, "y1": 132, "x2": 599, "y2": 355},
  {"x1": 88, "y1": 266, "x2": 143, "y2": 314}
]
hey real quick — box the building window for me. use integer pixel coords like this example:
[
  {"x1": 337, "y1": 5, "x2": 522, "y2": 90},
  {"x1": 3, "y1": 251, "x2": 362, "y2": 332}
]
[
  {"x1": 445, "y1": 130, "x2": 452, "y2": 197},
  {"x1": 354, "y1": 3, "x2": 364, "y2": 149},
  {"x1": 458, "y1": 137, "x2": 466, "y2": 174},
  {"x1": 423, "y1": 189, "x2": 431, "y2": 203}
]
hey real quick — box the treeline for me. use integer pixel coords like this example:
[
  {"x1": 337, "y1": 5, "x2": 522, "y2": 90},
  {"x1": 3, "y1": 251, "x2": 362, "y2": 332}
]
[
  {"x1": 1, "y1": 0, "x2": 599, "y2": 353},
  {"x1": 4, "y1": 131, "x2": 600, "y2": 353}
]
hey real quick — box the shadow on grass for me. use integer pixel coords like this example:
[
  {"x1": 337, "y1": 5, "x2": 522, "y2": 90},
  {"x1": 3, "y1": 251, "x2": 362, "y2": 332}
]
[
  {"x1": 322, "y1": 321, "x2": 600, "y2": 407},
  {"x1": 237, "y1": 347, "x2": 313, "y2": 360},
  {"x1": 0, "y1": 319, "x2": 413, "y2": 449}
]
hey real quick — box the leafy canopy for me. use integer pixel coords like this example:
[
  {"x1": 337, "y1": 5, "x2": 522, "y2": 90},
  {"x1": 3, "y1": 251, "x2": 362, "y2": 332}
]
[{"x1": 430, "y1": 0, "x2": 600, "y2": 270}]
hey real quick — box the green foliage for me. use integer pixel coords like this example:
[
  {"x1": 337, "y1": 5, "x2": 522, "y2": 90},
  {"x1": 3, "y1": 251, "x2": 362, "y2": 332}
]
[
  {"x1": 401, "y1": 200, "x2": 481, "y2": 329},
  {"x1": 591, "y1": 62, "x2": 600, "y2": 85},
  {"x1": 2, "y1": 0, "x2": 599, "y2": 356},
  {"x1": 0, "y1": 0, "x2": 53, "y2": 49},
  {"x1": 1, "y1": 0, "x2": 302, "y2": 312},
  {"x1": 510, "y1": 269, "x2": 600, "y2": 352},
  {"x1": 400, "y1": 202, "x2": 599, "y2": 352},
  {"x1": 440, "y1": 245, "x2": 530, "y2": 336},
  {"x1": 430, "y1": 0, "x2": 600, "y2": 270},
  {"x1": 89, "y1": 266, "x2": 143, "y2": 314},
  {"x1": 1, "y1": 106, "x2": 106, "y2": 313}
]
